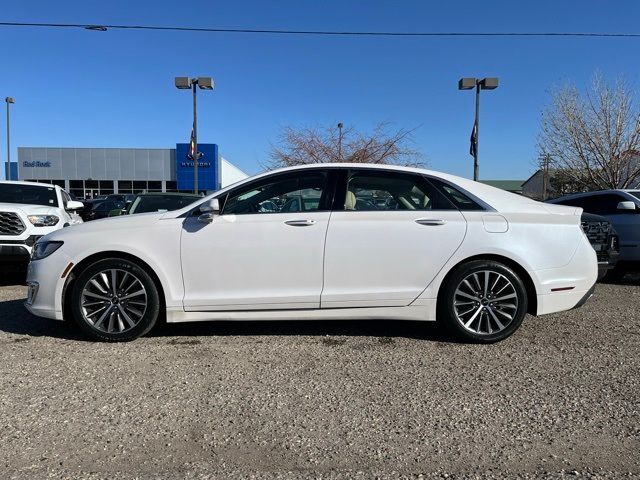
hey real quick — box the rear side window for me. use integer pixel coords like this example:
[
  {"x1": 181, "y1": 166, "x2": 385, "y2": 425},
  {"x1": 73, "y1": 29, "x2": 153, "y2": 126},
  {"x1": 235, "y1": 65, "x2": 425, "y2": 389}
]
[
  {"x1": 427, "y1": 178, "x2": 484, "y2": 211},
  {"x1": 343, "y1": 171, "x2": 454, "y2": 211}
]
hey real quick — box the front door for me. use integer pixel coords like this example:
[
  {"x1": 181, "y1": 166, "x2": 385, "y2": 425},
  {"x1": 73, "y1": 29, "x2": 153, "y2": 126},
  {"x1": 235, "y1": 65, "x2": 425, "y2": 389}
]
[
  {"x1": 180, "y1": 170, "x2": 333, "y2": 311},
  {"x1": 321, "y1": 169, "x2": 467, "y2": 308}
]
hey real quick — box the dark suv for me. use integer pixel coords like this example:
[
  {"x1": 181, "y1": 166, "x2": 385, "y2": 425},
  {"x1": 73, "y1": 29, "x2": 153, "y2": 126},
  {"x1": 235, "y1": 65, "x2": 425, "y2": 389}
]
[
  {"x1": 549, "y1": 189, "x2": 639, "y2": 279},
  {"x1": 580, "y1": 212, "x2": 619, "y2": 280}
]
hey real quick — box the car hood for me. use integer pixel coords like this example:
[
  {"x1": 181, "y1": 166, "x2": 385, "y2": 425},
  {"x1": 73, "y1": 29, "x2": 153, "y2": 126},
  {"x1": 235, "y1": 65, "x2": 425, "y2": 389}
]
[
  {"x1": 45, "y1": 211, "x2": 167, "y2": 241},
  {"x1": 0, "y1": 202, "x2": 60, "y2": 216}
]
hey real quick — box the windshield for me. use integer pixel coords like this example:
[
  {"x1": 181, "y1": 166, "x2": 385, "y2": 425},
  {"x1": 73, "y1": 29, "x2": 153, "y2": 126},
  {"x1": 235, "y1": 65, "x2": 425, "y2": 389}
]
[
  {"x1": 0, "y1": 184, "x2": 58, "y2": 207},
  {"x1": 629, "y1": 191, "x2": 640, "y2": 201},
  {"x1": 130, "y1": 195, "x2": 199, "y2": 214}
]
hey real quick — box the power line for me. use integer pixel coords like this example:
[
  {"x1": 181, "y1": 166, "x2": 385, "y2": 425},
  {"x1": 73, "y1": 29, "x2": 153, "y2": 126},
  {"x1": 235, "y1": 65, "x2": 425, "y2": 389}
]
[{"x1": 1, "y1": 21, "x2": 640, "y2": 38}]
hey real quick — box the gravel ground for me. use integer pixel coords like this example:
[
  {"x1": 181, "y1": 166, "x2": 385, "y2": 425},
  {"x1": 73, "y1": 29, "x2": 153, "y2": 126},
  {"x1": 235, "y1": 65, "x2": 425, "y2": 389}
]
[{"x1": 0, "y1": 272, "x2": 639, "y2": 480}]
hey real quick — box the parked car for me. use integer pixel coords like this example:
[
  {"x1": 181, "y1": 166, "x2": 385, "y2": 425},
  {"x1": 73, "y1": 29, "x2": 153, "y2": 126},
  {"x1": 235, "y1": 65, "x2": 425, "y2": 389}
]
[
  {"x1": 110, "y1": 193, "x2": 201, "y2": 216},
  {"x1": 549, "y1": 189, "x2": 640, "y2": 279},
  {"x1": 0, "y1": 181, "x2": 83, "y2": 266},
  {"x1": 579, "y1": 212, "x2": 619, "y2": 280},
  {"x1": 25, "y1": 164, "x2": 597, "y2": 343},
  {"x1": 83, "y1": 200, "x2": 126, "y2": 221}
]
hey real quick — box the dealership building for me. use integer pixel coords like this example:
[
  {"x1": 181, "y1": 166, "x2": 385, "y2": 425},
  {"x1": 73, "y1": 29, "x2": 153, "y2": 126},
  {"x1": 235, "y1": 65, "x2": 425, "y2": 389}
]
[{"x1": 12, "y1": 143, "x2": 248, "y2": 198}]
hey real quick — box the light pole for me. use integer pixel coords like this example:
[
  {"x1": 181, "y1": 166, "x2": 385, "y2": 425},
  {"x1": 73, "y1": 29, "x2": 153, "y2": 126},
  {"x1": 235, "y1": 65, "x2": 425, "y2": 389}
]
[
  {"x1": 337, "y1": 122, "x2": 343, "y2": 161},
  {"x1": 458, "y1": 77, "x2": 499, "y2": 181},
  {"x1": 5, "y1": 97, "x2": 14, "y2": 181},
  {"x1": 175, "y1": 77, "x2": 214, "y2": 194}
]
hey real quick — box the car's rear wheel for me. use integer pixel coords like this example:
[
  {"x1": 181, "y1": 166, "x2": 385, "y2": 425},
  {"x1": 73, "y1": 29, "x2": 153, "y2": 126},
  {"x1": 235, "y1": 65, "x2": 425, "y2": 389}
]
[
  {"x1": 438, "y1": 260, "x2": 528, "y2": 343},
  {"x1": 71, "y1": 258, "x2": 160, "y2": 341}
]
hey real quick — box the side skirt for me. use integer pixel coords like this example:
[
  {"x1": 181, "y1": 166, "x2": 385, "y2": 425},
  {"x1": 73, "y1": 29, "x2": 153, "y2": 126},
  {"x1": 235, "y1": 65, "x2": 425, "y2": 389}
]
[{"x1": 166, "y1": 303, "x2": 436, "y2": 323}]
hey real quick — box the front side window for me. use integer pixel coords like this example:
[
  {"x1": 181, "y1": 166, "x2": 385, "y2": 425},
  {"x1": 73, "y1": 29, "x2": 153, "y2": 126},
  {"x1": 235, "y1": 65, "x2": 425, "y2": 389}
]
[
  {"x1": 626, "y1": 191, "x2": 640, "y2": 202},
  {"x1": 61, "y1": 190, "x2": 71, "y2": 209},
  {"x1": 131, "y1": 195, "x2": 199, "y2": 214},
  {"x1": 222, "y1": 172, "x2": 328, "y2": 215},
  {"x1": 344, "y1": 171, "x2": 453, "y2": 211},
  {"x1": 583, "y1": 194, "x2": 626, "y2": 214}
]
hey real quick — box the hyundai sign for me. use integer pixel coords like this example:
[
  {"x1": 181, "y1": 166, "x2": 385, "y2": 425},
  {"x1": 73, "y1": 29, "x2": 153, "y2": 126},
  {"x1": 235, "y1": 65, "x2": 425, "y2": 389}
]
[{"x1": 175, "y1": 143, "x2": 220, "y2": 192}]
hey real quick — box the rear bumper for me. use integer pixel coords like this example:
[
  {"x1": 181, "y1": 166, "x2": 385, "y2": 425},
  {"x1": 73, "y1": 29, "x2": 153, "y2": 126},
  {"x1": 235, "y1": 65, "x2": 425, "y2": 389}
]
[
  {"x1": 533, "y1": 234, "x2": 598, "y2": 316},
  {"x1": 572, "y1": 284, "x2": 596, "y2": 310}
]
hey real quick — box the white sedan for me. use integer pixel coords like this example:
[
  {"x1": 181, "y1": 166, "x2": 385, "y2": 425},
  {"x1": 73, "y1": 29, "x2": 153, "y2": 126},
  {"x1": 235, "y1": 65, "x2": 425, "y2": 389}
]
[{"x1": 25, "y1": 164, "x2": 597, "y2": 342}]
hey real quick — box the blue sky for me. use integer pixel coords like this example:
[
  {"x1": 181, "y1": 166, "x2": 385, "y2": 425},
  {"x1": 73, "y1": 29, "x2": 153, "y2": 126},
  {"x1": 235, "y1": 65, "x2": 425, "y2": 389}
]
[{"x1": 2, "y1": 0, "x2": 640, "y2": 180}]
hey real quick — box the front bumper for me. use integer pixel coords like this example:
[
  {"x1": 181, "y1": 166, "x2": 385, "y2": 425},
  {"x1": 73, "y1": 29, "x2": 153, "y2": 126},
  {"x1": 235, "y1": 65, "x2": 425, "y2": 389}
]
[
  {"x1": 24, "y1": 249, "x2": 73, "y2": 321},
  {"x1": 0, "y1": 245, "x2": 31, "y2": 262},
  {"x1": 0, "y1": 235, "x2": 46, "y2": 259}
]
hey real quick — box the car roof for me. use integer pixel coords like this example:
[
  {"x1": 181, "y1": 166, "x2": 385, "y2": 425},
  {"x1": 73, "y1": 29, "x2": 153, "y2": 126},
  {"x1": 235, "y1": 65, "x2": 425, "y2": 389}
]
[
  {"x1": 134, "y1": 192, "x2": 201, "y2": 197},
  {"x1": 164, "y1": 162, "x2": 560, "y2": 218},
  {"x1": 549, "y1": 189, "x2": 638, "y2": 202},
  {"x1": 0, "y1": 180, "x2": 60, "y2": 188}
]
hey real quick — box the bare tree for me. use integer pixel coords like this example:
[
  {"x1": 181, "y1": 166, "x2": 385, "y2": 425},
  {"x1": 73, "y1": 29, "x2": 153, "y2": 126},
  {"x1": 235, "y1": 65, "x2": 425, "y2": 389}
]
[
  {"x1": 538, "y1": 75, "x2": 640, "y2": 190},
  {"x1": 266, "y1": 122, "x2": 424, "y2": 170}
]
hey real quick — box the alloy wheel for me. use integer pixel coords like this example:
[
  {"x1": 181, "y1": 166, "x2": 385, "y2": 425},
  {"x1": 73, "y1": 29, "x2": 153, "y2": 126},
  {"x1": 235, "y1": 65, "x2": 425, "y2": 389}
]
[
  {"x1": 80, "y1": 269, "x2": 148, "y2": 334},
  {"x1": 453, "y1": 270, "x2": 519, "y2": 335}
]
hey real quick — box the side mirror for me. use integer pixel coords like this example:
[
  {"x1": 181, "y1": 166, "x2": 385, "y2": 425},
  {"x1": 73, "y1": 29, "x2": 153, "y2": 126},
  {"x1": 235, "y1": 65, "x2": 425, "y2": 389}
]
[
  {"x1": 617, "y1": 201, "x2": 637, "y2": 211},
  {"x1": 108, "y1": 208, "x2": 122, "y2": 217},
  {"x1": 198, "y1": 198, "x2": 220, "y2": 224},
  {"x1": 66, "y1": 200, "x2": 85, "y2": 211}
]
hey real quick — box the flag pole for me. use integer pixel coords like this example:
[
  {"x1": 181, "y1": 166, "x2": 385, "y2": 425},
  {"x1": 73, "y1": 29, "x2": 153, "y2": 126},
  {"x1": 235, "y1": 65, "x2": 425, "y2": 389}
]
[
  {"x1": 473, "y1": 82, "x2": 480, "y2": 181},
  {"x1": 192, "y1": 81, "x2": 198, "y2": 194}
]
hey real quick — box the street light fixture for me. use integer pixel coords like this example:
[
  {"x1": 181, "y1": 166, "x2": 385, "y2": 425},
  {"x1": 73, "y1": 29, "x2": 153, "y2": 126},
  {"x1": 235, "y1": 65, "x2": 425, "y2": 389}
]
[
  {"x1": 458, "y1": 77, "x2": 499, "y2": 181},
  {"x1": 5, "y1": 97, "x2": 15, "y2": 181},
  {"x1": 174, "y1": 76, "x2": 214, "y2": 193}
]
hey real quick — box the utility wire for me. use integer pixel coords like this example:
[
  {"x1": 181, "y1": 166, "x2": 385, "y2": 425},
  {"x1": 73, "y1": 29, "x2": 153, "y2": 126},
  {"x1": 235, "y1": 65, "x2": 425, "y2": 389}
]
[{"x1": 1, "y1": 21, "x2": 640, "y2": 38}]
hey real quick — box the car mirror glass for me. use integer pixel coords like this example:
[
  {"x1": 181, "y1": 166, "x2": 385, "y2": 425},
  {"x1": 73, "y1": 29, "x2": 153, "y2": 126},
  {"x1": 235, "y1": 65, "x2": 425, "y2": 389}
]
[
  {"x1": 66, "y1": 200, "x2": 85, "y2": 211},
  {"x1": 198, "y1": 198, "x2": 220, "y2": 224},
  {"x1": 616, "y1": 201, "x2": 636, "y2": 211}
]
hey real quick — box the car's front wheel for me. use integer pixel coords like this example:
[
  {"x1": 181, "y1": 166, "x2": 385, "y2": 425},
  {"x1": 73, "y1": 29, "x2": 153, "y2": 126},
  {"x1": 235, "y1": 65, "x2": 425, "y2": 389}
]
[
  {"x1": 70, "y1": 258, "x2": 160, "y2": 341},
  {"x1": 438, "y1": 260, "x2": 528, "y2": 343}
]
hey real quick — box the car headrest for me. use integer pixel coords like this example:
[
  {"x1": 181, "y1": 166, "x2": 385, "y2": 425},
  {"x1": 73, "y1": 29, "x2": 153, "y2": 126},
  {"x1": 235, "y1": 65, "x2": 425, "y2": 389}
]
[{"x1": 345, "y1": 191, "x2": 357, "y2": 210}]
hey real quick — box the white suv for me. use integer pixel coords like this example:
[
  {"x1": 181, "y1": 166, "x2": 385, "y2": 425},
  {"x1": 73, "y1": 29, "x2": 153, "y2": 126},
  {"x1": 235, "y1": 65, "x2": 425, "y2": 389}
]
[{"x1": 0, "y1": 181, "x2": 84, "y2": 264}]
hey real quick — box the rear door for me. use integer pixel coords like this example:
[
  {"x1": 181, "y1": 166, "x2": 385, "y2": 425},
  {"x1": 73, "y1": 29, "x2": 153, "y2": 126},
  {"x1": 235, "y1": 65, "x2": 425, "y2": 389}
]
[{"x1": 321, "y1": 169, "x2": 467, "y2": 308}]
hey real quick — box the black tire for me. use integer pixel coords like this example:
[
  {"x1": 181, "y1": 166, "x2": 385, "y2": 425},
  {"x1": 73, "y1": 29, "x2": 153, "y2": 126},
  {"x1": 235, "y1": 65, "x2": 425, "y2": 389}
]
[
  {"x1": 438, "y1": 260, "x2": 528, "y2": 343},
  {"x1": 70, "y1": 258, "x2": 160, "y2": 341},
  {"x1": 601, "y1": 264, "x2": 627, "y2": 283}
]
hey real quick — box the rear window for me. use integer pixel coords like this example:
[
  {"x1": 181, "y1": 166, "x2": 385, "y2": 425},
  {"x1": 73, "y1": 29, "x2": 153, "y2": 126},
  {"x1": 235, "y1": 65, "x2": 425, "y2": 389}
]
[
  {"x1": 0, "y1": 183, "x2": 58, "y2": 207},
  {"x1": 427, "y1": 178, "x2": 484, "y2": 211}
]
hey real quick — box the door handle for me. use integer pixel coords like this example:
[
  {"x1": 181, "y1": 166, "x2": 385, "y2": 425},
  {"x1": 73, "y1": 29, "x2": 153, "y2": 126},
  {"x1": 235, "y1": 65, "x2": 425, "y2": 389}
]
[
  {"x1": 284, "y1": 219, "x2": 316, "y2": 227},
  {"x1": 415, "y1": 218, "x2": 447, "y2": 226}
]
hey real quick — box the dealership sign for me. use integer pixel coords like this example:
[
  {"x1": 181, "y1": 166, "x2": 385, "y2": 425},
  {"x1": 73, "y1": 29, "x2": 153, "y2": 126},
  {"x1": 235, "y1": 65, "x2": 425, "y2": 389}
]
[
  {"x1": 175, "y1": 143, "x2": 220, "y2": 191},
  {"x1": 180, "y1": 161, "x2": 212, "y2": 168},
  {"x1": 23, "y1": 160, "x2": 51, "y2": 168}
]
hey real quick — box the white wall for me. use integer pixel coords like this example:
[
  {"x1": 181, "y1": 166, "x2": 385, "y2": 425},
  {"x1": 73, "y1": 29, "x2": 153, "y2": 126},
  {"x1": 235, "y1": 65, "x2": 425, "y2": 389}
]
[{"x1": 220, "y1": 157, "x2": 248, "y2": 188}]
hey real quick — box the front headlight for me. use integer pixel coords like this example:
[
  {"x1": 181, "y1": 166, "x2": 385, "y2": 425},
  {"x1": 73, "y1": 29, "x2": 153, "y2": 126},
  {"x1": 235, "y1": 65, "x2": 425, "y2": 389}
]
[
  {"x1": 31, "y1": 241, "x2": 64, "y2": 261},
  {"x1": 28, "y1": 215, "x2": 60, "y2": 227}
]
